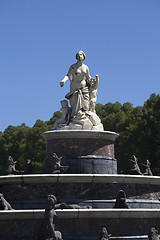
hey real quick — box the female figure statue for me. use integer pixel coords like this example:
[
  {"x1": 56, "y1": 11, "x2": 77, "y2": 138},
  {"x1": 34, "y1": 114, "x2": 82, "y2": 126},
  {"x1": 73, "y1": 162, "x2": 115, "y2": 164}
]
[
  {"x1": 53, "y1": 50, "x2": 103, "y2": 130},
  {"x1": 60, "y1": 50, "x2": 91, "y2": 119}
]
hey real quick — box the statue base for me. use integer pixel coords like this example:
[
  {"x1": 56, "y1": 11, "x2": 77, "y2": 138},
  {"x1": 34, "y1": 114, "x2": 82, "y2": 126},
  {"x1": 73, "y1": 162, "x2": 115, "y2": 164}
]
[{"x1": 42, "y1": 130, "x2": 119, "y2": 174}]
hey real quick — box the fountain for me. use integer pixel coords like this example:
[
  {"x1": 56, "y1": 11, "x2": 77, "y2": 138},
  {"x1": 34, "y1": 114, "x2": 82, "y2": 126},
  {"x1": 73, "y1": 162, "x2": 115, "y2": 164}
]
[{"x1": 0, "y1": 51, "x2": 160, "y2": 240}]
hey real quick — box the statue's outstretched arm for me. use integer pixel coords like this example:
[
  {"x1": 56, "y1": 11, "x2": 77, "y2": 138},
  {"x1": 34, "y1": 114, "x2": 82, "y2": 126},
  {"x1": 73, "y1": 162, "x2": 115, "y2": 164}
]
[{"x1": 60, "y1": 65, "x2": 73, "y2": 87}]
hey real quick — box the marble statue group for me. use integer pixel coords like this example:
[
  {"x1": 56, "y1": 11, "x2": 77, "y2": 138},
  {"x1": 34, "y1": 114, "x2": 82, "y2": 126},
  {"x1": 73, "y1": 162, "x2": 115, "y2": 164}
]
[{"x1": 52, "y1": 50, "x2": 103, "y2": 131}]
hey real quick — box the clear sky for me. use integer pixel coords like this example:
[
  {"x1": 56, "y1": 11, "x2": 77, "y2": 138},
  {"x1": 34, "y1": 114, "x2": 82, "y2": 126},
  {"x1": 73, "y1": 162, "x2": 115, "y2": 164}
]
[{"x1": 0, "y1": 0, "x2": 160, "y2": 132}]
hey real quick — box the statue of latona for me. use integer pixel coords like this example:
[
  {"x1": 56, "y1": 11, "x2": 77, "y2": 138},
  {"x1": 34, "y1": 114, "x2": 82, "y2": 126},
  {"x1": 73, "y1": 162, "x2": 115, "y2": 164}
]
[{"x1": 52, "y1": 50, "x2": 103, "y2": 131}]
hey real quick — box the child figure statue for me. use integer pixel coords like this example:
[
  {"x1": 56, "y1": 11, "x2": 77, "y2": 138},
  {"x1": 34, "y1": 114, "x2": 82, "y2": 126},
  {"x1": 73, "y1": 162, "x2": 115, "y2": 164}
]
[
  {"x1": 52, "y1": 100, "x2": 71, "y2": 130},
  {"x1": 89, "y1": 75, "x2": 99, "y2": 112}
]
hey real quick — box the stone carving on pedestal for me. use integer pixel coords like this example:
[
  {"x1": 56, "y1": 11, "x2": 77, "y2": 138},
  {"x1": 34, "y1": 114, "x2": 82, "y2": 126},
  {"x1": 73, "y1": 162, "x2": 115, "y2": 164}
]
[
  {"x1": 148, "y1": 227, "x2": 160, "y2": 240},
  {"x1": 44, "y1": 195, "x2": 63, "y2": 240},
  {"x1": 99, "y1": 227, "x2": 111, "y2": 240},
  {"x1": 129, "y1": 155, "x2": 143, "y2": 175},
  {"x1": 142, "y1": 159, "x2": 153, "y2": 176},
  {"x1": 52, "y1": 50, "x2": 103, "y2": 131},
  {"x1": 0, "y1": 193, "x2": 13, "y2": 210},
  {"x1": 24, "y1": 159, "x2": 34, "y2": 174},
  {"x1": 44, "y1": 153, "x2": 68, "y2": 174},
  {"x1": 4, "y1": 156, "x2": 22, "y2": 175},
  {"x1": 113, "y1": 190, "x2": 130, "y2": 209}
]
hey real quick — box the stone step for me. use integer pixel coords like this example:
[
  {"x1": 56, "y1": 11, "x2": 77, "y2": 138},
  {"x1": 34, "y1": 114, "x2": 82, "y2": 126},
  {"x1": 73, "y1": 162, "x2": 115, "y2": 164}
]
[
  {"x1": 0, "y1": 209, "x2": 160, "y2": 219},
  {"x1": 0, "y1": 236, "x2": 155, "y2": 240},
  {"x1": 0, "y1": 210, "x2": 159, "y2": 239}
]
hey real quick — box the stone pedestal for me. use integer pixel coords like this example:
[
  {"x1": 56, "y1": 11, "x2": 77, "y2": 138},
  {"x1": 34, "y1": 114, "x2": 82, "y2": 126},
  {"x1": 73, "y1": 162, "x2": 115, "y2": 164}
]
[{"x1": 42, "y1": 130, "x2": 119, "y2": 174}]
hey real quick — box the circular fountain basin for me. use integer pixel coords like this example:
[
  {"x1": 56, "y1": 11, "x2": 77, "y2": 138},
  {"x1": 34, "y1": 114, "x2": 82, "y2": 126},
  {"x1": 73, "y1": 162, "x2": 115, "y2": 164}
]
[{"x1": 42, "y1": 130, "x2": 119, "y2": 174}]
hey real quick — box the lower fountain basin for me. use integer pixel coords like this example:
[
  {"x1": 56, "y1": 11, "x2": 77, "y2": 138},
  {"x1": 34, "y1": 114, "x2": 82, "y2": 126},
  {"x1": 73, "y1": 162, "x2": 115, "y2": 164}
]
[
  {"x1": 0, "y1": 209, "x2": 160, "y2": 239},
  {"x1": 0, "y1": 174, "x2": 160, "y2": 239}
]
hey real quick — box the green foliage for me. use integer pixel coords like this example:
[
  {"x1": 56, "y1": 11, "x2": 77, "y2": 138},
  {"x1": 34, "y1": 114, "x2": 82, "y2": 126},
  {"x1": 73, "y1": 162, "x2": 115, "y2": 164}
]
[
  {"x1": 0, "y1": 93, "x2": 160, "y2": 175},
  {"x1": 32, "y1": 161, "x2": 44, "y2": 174},
  {"x1": 0, "y1": 121, "x2": 50, "y2": 174},
  {"x1": 0, "y1": 124, "x2": 29, "y2": 173},
  {"x1": 96, "y1": 94, "x2": 160, "y2": 175},
  {"x1": 0, "y1": 111, "x2": 62, "y2": 174},
  {"x1": 45, "y1": 111, "x2": 62, "y2": 126}
]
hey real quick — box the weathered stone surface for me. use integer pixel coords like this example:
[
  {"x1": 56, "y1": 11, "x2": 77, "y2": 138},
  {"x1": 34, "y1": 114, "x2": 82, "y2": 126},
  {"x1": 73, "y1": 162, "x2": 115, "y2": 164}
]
[
  {"x1": 0, "y1": 217, "x2": 160, "y2": 239},
  {"x1": 72, "y1": 117, "x2": 93, "y2": 130},
  {"x1": 42, "y1": 130, "x2": 118, "y2": 174},
  {"x1": 61, "y1": 155, "x2": 117, "y2": 174},
  {"x1": 46, "y1": 138, "x2": 115, "y2": 157},
  {"x1": 88, "y1": 112, "x2": 101, "y2": 126},
  {"x1": 1, "y1": 181, "x2": 160, "y2": 210}
]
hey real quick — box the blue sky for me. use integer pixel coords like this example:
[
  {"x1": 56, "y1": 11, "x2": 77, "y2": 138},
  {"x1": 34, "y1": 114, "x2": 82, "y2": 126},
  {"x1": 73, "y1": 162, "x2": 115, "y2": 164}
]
[{"x1": 0, "y1": 0, "x2": 160, "y2": 132}]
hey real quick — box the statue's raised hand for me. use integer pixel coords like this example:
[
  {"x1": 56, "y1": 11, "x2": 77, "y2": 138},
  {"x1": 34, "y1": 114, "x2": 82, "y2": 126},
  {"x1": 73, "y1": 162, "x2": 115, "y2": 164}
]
[{"x1": 60, "y1": 81, "x2": 65, "y2": 87}]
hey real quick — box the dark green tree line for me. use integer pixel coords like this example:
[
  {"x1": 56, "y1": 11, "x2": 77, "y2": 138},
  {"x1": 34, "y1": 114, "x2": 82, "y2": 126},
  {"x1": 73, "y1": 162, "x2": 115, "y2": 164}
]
[{"x1": 96, "y1": 93, "x2": 160, "y2": 174}]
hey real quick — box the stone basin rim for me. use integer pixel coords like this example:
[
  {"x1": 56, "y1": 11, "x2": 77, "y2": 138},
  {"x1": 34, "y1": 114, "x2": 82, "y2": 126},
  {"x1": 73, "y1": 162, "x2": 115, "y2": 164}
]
[
  {"x1": 0, "y1": 174, "x2": 160, "y2": 185},
  {"x1": 42, "y1": 130, "x2": 119, "y2": 141}
]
